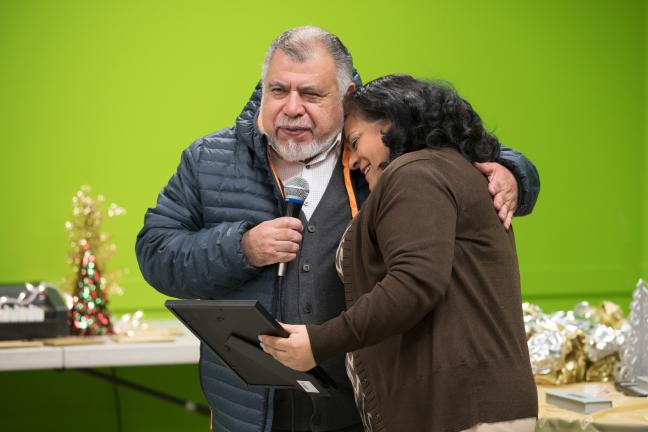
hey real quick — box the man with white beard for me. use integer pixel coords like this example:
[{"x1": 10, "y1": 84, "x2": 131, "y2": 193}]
[{"x1": 136, "y1": 26, "x2": 540, "y2": 432}]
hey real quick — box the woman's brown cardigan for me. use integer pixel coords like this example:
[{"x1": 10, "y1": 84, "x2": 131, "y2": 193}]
[{"x1": 307, "y1": 148, "x2": 537, "y2": 432}]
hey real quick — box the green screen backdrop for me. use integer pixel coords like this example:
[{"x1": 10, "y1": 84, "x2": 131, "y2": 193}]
[{"x1": 1, "y1": 1, "x2": 646, "y2": 431}]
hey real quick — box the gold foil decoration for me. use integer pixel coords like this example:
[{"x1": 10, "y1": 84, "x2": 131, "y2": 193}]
[
  {"x1": 523, "y1": 302, "x2": 544, "y2": 338},
  {"x1": 60, "y1": 185, "x2": 126, "y2": 296},
  {"x1": 534, "y1": 331, "x2": 587, "y2": 385},
  {"x1": 526, "y1": 300, "x2": 627, "y2": 385},
  {"x1": 596, "y1": 301, "x2": 625, "y2": 329},
  {"x1": 586, "y1": 353, "x2": 619, "y2": 382}
]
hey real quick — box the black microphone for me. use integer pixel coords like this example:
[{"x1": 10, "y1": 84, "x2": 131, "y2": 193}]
[{"x1": 278, "y1": 176, "x2": 310, "y2": 277}]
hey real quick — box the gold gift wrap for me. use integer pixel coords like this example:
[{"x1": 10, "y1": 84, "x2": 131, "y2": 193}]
[
  {"x1": 532, "y1": 330, "x2": 587, "y2": 385},
  {"x1": 595, "y1": 301, "x2": 625, "y2": 329},
  {"x1": 586, "y1": 353, "x2": 619, "y2": 382},
  {"x1": 525, "y1": 301, "x2": 627, "y2": 384}
]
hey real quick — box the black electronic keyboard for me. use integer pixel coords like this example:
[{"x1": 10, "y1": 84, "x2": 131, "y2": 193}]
[{"x1": 0, "y1": 283, "x2": 69, "y2": 340}]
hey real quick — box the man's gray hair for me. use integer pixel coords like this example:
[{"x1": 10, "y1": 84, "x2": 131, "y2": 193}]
[{"x1": 261, "y1": 26, "x2": 354, "y2": 97}]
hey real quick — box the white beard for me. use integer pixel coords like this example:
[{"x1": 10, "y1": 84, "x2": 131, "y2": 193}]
[{"x1": 268, "y1": 127, "x2": 341, "y2": 162}]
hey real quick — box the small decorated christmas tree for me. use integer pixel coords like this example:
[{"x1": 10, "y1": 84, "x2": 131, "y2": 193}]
[
  {"x1": 61, "y1": 185, "x2": 125, "y2": 336},
  {"x1": 69, "y1": 243, "x2": 113, "y2": 335},
  {"x1": 618, "y1": 279, "x2": 648, "y2": 381}
]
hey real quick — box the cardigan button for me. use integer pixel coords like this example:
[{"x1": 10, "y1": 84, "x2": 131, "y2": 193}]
[
  {"x1": 307, "y1": 224, "x2": 316, "y2": 233},
  {"x1": 302, "y1": 264, "x2": 311, "y2": 272},
  {"x1": 375, "y1": 414, "x2": 382, "y2": 422},
  {"x1": 362, "y1": 378, "x2": 369, "y2": 386}
]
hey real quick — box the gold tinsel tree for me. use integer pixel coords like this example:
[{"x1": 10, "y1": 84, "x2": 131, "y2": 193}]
[{"x1": 61, "y1": 185, "x2": 126, "y2": 335}]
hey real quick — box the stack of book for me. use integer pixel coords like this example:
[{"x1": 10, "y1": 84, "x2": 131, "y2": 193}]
[{"x1": 545, "y1": 390, "x2": 612, "y2": 414}]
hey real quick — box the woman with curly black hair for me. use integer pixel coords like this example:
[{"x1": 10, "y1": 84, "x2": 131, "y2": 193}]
[{"x1": 262, "y1": 75, "x2": 538, "y2": 432}]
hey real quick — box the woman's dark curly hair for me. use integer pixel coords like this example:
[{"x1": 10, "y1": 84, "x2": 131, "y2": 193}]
[{"x1": 343, "y1": 74, "x2": 500, "y2": 163}]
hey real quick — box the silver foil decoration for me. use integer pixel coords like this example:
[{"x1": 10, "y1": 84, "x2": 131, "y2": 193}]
[
  {"x1": 523, "y1": 302, "x2": 544, "y2": 338},
  {"x1": 617, "y1": 278, "x2": 648, "y2": 381},
  {"x1": 588, "y1": 323, "x2": 626, "y2": 362},
  {"x1": 525, "y1": 299, "x2": 628, "y2": 383},
  {"x1": 528, "y1": 325, "x2": 566, "y2": 375}
]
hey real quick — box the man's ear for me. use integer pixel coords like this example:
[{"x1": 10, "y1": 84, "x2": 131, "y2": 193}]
[
  {"x1": 345, "y1": 83, "x2": 356, "y2": 95},
  {"x1": 257, "y1": 106, "x2": 266, "y2": 134}
]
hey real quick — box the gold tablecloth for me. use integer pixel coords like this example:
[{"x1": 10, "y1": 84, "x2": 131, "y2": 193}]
[{"x1": 537, "y1": 382, "x2": 648, "y2": 431}]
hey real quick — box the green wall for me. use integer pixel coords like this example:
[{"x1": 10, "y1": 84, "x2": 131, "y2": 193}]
[
  {"x1": 1, "y1": 0, "x2": 645, "y2": 316},
  {"x1": 1, "y1": 1, "x2": 646, "y2": 431}
]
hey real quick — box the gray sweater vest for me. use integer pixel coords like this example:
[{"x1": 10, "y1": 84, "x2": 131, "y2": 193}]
[{"x1": 272, "y1": 159, "x2": 360, "y2": 431}]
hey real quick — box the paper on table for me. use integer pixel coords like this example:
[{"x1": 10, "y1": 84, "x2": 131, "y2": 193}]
[{"x1": 0, "y1": 340, "x2": 44, "y2": 349}]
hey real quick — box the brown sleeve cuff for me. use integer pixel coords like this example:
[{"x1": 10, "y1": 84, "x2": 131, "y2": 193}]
[{"x1": 306, "y1": 315, "x2": 358, "y2": 364}]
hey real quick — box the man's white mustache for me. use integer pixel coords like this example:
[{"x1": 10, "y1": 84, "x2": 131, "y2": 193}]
[{"x1": 276, "y1": 118, "x2": 313, "y2": 129}]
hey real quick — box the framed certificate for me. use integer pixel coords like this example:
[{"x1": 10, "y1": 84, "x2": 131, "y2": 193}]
[{"x1": 165, "y1": 299, "x2": 336, "y2": 396}]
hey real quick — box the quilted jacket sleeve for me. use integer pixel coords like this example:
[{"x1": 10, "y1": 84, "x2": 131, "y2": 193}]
[
  {"x1": 135, "y1": 142, "x2": 262, "y2": 299},
  {"x1": 497, "y1": 145, "x2": 540, "y2": 216}
]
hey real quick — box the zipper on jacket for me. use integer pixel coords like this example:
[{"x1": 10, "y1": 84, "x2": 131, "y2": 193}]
[{"x1": 266, "y1": 149, "x2": 287, "y2": 321}]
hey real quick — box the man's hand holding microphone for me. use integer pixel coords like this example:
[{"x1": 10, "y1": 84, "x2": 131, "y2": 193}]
[
  {"x1": 241, "y1": 217, "x2": 303, "y2": 267},
  {"x1": 241, "y1": 176, "x2": 310, "y2": 274}
]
